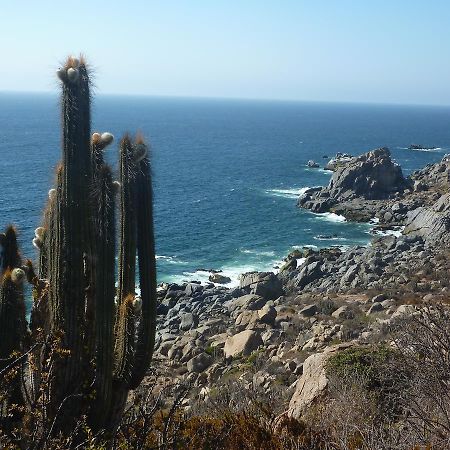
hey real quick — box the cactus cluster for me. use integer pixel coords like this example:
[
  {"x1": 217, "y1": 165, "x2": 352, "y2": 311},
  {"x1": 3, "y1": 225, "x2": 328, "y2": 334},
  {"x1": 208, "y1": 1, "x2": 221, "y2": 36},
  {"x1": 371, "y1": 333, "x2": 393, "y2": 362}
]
[{"x1": 0, "y1": 55, "x2": 157, "y2": 437}]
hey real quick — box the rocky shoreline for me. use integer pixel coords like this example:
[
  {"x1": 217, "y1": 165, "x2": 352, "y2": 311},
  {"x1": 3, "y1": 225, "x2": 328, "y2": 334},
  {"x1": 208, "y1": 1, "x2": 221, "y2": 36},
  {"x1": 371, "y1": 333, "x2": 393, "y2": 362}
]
[{"x1": 144, "y1": 147, "x2": 450, "y2": 423}]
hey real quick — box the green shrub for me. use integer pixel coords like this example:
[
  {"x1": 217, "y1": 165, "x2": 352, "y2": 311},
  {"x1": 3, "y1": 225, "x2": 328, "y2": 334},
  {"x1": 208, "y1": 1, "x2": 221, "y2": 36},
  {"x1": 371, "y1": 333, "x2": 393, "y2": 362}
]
[{"x1": 326, "y1": 345, "x2": 393, "y2": 389}]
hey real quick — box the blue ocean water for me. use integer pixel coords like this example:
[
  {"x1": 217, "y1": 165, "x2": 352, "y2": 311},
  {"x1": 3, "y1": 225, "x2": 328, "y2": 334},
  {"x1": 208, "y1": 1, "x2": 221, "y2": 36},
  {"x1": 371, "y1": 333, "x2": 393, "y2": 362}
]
[{"x1": 1, "y1": 93, "x2": 450, "y2": 286}]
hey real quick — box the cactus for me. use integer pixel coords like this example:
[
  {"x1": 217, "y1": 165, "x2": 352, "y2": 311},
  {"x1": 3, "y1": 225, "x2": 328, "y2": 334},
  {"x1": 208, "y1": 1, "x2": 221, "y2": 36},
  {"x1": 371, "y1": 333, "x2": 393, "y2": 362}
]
[{"x1": 0, "y1": 55, "x2": 157, "y2": 438}]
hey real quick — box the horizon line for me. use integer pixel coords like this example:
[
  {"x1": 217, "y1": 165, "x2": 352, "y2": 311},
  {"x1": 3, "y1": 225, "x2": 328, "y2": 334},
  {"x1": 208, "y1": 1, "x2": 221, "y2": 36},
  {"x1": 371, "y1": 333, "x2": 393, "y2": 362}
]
[{"x1": 0, "y1": 89, "x2": 449, "y2": 109}]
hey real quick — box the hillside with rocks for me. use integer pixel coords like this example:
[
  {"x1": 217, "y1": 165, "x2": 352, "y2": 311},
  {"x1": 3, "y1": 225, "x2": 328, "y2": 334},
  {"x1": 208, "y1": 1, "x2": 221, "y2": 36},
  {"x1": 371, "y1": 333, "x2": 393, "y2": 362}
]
[{"x1": 136, "y1": 149, "x2": 450, "y2": 448}]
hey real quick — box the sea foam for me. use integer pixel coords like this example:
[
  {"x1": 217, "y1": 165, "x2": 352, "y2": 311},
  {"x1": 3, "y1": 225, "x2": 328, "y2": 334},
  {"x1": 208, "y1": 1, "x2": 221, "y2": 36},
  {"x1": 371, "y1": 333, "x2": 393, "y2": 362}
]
[
  {"x1": 266, "y1": 187, "x2": 311, "y2": 199},
  {"x1": 313, "y1": 212, "x2": 347, "y2": 223}
]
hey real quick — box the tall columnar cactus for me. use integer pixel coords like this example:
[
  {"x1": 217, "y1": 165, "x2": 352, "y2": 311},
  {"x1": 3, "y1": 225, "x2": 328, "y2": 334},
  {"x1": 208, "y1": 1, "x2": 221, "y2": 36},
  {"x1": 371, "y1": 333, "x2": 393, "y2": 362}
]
[{"x1": 0, "y1": 55, "x2": 157, "y2": 437}]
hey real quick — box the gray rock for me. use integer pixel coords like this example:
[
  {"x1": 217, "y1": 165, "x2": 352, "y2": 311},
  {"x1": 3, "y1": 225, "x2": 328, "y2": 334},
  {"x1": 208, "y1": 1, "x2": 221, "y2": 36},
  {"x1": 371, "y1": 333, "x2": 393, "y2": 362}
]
[
  {"x1": 257, "y1": 304, "x2": 277, "y2": 325},
  {"x1": 279, "y1": 258, "x2": 297, "y2": 273},
  {"x1": 371, "y1": 294, "x2": 387, "y2": 303},
  {"x1": 404, "y1": 193, "x2": 450, "y2": 245},
  {"x1": 185, "y1": 283, "x2": 203, "y2": 297},
  {"x1": 367, "y1": 303, "x2": 383, "y2": 315},
  {"x1": 209, "y1": 273, "x2": 232, "y2": 284},
  {"x1": 331, "y1": 305, "x2": 354, "y2": 319},
  {"x1": 307, "y1": 160, "x2": 319, "y2": 168},
  {"x1": 180, "y1": 312, "x2": 199, "y2": 331},
  {"x1": 187, "y1": 353, "x2": 213, "y2": 373},
  {"x1": 240, "y1": 272, "x2": 283, "y2": 299},
  {"x1": 299, "y1": 304, "x2": 317, "y2": 317},
  {"x1": 296, "y1": 262, "x2": 322, "y2": 289}
]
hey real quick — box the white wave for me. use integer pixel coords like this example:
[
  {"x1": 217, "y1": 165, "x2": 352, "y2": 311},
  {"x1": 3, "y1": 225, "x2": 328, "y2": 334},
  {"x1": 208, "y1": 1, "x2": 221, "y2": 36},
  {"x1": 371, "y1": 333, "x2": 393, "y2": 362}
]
[
  {"x1": 169, "y1": 254, "x2": 284, "y2": 287},
  {"x1": 313, "y1": 212, "x2": 347, "y2": 223},
  {"x1": 240, "y1": 248, "x2": 276, "y2": 257},
  {"x1": 313, "y1": 235, "x2": 348, "y2": 241},
  {"x1": 413, "y1": 147, "x2": 442, "y2": 152},
  {"x1": 317, "y1": 168, "x2": 333, "y2": 175},
  {"x1": 398, "y1": 146, "x2": 444, "y2": 152},
  {"x1": 296, "y1": 257, "x2": 306, "y2": 267},
  {"x1": 370, "y1": 226, "x2": 405, "y2": 238},
  {"x1": 156, "y1": 255, "x2": 187, "y2": 265},
  {"x1": 265, "y1": 187, "x2": 311, "y2": 199}
]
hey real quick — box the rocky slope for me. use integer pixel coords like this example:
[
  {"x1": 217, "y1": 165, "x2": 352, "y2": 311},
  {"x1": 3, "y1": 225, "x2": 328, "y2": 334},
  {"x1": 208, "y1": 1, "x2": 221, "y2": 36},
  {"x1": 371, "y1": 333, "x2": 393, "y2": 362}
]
[{"x1": 144, "y1": 149, "x2": 450, "y2": 425}]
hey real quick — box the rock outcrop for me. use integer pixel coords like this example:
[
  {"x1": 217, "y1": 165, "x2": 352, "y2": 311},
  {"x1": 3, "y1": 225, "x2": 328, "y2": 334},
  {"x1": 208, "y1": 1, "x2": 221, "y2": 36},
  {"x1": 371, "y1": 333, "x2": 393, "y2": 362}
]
[
  {"x1": 404, "y1": 193, "x2": 450, "y2": 245},
  {"x1": 299, "y1": 148, "x2": 409, "y2": 215},
  {"x1": 324, "y1": 152, "x2": 353, "y2": 171}
]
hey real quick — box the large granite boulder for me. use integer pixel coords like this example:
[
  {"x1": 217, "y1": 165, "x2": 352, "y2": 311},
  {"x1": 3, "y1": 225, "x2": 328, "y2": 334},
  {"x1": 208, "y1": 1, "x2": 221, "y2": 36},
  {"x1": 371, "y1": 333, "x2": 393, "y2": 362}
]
[
  {"x1": 224, "y1": 330, "x2": 263, "y2": 358},
  {"x1": 404, "y1": 193, "x2": 450, "y2": 245},
  {"x1": 288, "y1": 343, "x2": 352, "y2": 419}
]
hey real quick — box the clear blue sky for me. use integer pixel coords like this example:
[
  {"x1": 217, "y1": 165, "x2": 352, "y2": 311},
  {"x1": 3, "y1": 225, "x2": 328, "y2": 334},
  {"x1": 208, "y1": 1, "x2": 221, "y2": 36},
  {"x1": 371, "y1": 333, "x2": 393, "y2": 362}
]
[{"x1": 1, "y1": 1, "x2": 449, "y2": 104}]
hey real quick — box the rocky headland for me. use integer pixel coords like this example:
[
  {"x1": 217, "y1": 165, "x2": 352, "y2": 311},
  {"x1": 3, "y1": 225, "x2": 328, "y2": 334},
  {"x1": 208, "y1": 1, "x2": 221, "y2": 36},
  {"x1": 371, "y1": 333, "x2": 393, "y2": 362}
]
[{"x1": 143, "y1": 148, "x2": 450, "y2": 445}]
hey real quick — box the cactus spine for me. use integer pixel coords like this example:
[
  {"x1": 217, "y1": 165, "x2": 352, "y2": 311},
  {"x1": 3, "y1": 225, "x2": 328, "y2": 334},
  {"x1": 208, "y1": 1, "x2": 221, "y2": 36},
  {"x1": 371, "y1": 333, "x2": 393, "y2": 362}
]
[{"x1": 0, "y1": 55, "x2": 157, "y2": 437}]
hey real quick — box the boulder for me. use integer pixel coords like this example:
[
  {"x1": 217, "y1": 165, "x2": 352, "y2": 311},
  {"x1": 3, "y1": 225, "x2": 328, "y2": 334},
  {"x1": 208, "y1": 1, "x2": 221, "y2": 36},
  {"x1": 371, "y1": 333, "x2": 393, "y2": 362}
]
[
  {"x1": 240, "y1": 272, "x2": 283, "y2": 299},
  {"x1": 392, "y1": 304, "x2": 416, "y2": 319},
  {"x1": 209, "y1": 273, "x2": 232, "y2": 284},
  {"x1": 299, "y1": 304, "x2": 317, "y2": 317},
  {"x1": 257, "y1": 304, "x2": 277, "y2": 325},
  {"x1": 224, "y1": 330, "x2": 263, "y2": 358},
  {"x1": 331, "y1": 305, "x2": 354, "y2": 319},
  {"x1": 180, "y1": 313, "x2": 199, "y2": 331},
  {"x1": 226, "y1": 294, "x2": 267, "y2": 313},
  {"x1": 371, "y1": 294, "x2": 387, "y2": 303},
  {"x1": 288, "y1": 344, "x2": 352, "y2": 419},
  {"x1": 366, "y1": 303, "x2": 383, "y2": 315},
  {"x1": 279, "y1": 258, "x2": 297, "y2": 273},
  {"x1": 187, "y1": 353, "x2": 213, "y2": 373}
]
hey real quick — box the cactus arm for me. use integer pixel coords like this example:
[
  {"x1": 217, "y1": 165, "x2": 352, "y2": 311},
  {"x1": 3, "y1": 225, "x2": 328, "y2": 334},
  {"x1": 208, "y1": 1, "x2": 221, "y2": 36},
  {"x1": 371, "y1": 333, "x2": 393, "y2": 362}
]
[
  {"x1": 0, "y1": 233, "x2": 27, "y2": 408},
  {"x1": 128, "y1": 144, "x2": 157, "y2": 389},
  {"x1": 1, "y1": 225, "x2": 22, "y2": 271},
  {"x1": 117, "y1": 135, "x2": 137, "y2": 304},
  {"x1": 90, "y1": 159, "x2": 116, "y2": 427}
]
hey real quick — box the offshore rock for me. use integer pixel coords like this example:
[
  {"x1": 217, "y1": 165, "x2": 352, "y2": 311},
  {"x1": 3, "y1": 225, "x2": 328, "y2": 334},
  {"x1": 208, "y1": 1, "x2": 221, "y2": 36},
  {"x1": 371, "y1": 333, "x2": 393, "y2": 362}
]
[{"x1": 299, "y1": 148, "x2": 409, "y2": 217}]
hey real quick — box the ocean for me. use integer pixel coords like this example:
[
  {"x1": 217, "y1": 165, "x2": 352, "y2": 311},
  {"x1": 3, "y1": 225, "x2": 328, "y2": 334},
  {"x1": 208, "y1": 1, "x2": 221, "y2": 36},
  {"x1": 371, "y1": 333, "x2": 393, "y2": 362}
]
[{"x1": 1, "y1": 93, "x2": 450, "y2": 288}]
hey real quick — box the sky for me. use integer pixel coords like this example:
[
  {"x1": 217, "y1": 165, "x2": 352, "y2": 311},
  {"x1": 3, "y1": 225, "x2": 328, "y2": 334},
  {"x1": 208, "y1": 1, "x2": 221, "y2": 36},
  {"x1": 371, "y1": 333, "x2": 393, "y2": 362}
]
[{"x1": 1, "y1": 1, "x2": 450, "y2": 105}]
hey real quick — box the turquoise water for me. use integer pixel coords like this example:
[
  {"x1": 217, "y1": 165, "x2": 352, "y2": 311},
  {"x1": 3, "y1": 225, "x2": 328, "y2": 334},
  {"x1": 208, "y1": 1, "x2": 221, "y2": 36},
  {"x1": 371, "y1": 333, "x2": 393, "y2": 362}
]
[{"x1": 1, "y1": 93, "x2": 449, "y2": 286}]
